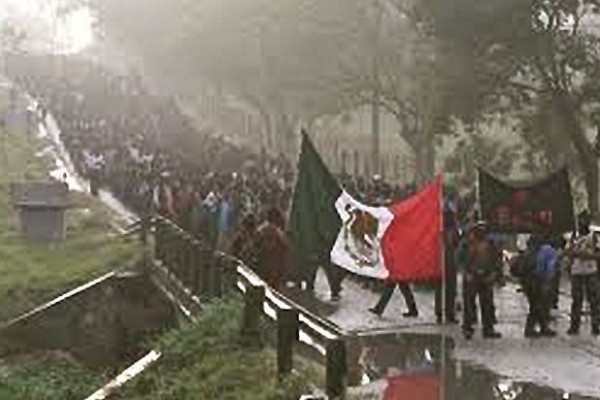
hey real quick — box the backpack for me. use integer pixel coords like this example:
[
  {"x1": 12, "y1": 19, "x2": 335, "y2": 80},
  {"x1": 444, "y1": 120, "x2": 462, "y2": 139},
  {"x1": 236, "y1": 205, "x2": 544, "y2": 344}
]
[{"x1": 509, "y1": 249, "x2": 537, "y2": 281}]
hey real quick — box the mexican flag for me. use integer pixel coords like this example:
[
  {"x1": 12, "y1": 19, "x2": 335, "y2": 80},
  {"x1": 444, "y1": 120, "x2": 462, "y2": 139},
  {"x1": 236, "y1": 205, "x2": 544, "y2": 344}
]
[
  {"x1": 290, "y1": 132, "x2": 442, "y2": 282},
  {"x1": 289, "y1": 132, "x2": 343, "y2": 263}
]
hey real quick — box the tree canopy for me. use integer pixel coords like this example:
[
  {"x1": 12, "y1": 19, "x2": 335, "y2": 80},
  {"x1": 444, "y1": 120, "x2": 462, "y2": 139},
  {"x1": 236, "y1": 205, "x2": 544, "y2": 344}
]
[{"x1": 83, "y1": 0, "x2": 600, "y2": 211}]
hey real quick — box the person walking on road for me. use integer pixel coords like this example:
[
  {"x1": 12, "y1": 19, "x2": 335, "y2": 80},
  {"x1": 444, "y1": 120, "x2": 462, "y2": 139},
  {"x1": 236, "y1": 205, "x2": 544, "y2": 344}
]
[
  {"x1": 368, "y1": 282, "x2": 419, "y2": 318},
  {"x1": 516, "y1": 233, "x2": 559, "y2": 337},
  {"x1": 459, "y1": 220, "x2": 502, "y2": 340},
  {"x1": 566, "y1": 211, "x2": 600, "y2": 336},
  {"x1": 297, "y1": 252, "x2": 346, "y2": 301},
  {"x1": 231, "y1": 213, "x2": 259, "y2": 268},
  {"x1": 256, "y1": 207, "x2": 290, "y2": 290},
  {"x1": 532, "y1": 234, "x2": 560, "y2": 336},
  {"x1": 435, "y1": 208, "x2": 459, "y2": 324}
]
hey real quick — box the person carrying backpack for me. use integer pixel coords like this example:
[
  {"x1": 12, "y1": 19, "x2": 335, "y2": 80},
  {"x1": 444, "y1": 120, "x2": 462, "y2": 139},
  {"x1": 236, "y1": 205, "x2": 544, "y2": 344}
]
[
  {"x1": 521, "y1": 233, "x2": 559, "y2": 337},
  {"x1": 565, "y1": 211, "x2": 600, "y2": 336}
]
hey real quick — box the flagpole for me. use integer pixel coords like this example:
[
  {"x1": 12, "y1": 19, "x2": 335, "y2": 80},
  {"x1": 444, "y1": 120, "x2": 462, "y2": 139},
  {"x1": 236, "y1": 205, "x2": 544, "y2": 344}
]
[
  {"x1": 475, "y1": 167, "x2": 481, "y2": 220},
  {"x1": 439, "y1": 175, "x2": 446, "y2": 400},
  {"x1": 440, "y1": 177, "x2": 446, "y2": 325},
  {"x1": 287, "y1": 128, "x2": 306, "y2": 219}
]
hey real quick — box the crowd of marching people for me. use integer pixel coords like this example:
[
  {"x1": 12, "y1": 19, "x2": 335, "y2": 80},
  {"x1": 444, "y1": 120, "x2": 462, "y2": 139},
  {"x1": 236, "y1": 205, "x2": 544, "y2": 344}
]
[
  {"x1": 10, "y1": 55, "x2": 600, "y2": 341},
  {"x1": 510, "y1": 211, "x2": 600, "y2": 337}
]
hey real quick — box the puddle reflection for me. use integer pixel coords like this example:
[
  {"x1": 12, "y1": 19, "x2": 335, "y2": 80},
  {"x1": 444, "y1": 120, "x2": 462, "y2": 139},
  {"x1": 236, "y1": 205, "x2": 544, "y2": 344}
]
[{"x1": 352, "y1": 333, "x2": 597, "y2": 400}]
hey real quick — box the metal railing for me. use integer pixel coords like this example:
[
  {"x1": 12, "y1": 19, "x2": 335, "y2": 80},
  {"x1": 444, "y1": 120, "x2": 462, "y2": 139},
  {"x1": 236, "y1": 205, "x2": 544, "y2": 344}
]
[
  {"x1": 149, "y1": 215, "x2": 358, "y2": 398},
  {"x1": 153, "y1": 216, "x2": 221, "y2": 299}
]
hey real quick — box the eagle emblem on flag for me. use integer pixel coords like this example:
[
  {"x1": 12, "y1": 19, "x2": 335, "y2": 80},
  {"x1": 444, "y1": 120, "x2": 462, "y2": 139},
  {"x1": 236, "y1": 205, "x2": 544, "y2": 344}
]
[{"x1": 342, "y1": 204, "x2": 380, "y2": 268}]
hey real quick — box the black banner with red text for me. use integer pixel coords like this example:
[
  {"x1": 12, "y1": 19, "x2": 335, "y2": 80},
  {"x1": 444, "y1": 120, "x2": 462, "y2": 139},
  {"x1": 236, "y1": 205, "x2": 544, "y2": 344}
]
[{"x1": 478, "y1": 169, "x2": 575, "y2": 234}]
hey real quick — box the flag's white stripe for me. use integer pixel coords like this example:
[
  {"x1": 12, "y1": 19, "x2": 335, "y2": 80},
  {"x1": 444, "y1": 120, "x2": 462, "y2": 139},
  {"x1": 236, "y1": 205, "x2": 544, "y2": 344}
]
[{"x1": 330, "y1": 191, "x2": 394, "y2": 279}]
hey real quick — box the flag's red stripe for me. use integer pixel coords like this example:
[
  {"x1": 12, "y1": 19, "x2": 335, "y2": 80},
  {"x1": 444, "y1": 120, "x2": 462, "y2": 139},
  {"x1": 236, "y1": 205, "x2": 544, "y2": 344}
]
[
  {"x1": 381, "y1": 177, "x2": 442, "y2": 282},
  {"x1": 384, "y1": 372, "x2": 440, "y2": 400}
]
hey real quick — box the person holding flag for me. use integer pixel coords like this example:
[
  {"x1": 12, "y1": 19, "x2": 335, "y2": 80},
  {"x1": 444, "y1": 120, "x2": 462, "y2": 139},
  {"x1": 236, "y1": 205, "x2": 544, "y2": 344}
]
[
  {"x1": 289, "y1": 131, "x2": 442, "y2": 307},
  {"x1": 369, "y1": 282, "x2": 419, "y2": 318},
  {"x1": 288, "y1": 132, "x2": 349, "y2": 300}
]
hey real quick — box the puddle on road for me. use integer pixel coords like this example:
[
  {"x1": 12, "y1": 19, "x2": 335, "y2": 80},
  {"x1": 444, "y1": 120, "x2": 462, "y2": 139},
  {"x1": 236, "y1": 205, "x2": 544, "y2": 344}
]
[{"x1": 350, "y1": 333, "x2": 598, "y2": 400}]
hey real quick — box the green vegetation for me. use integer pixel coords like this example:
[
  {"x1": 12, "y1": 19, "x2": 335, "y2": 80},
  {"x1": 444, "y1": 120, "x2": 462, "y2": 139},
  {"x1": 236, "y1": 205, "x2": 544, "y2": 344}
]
[
  {"x1": 0, "y1": 124, "x2": 140, "y2": 398},
  {"x1": 0, "y1": 352, "x2": 105, "y2": 400},
  {"x1": 119, "y1": 296, "x2": 320, "y2": 400},
  {"x1": 0, "y1": 125, "x2": 319, "y2": 400},
  {"x1": 0, "y1": 128, "x2": 140, "y2": 323}
]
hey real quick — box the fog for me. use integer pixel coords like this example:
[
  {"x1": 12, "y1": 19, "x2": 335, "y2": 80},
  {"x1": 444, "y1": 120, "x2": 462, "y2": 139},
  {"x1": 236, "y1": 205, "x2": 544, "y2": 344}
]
[
  {"x1": 0, "y1": 0, "x2": 93, "y2": 54},
  {"x1": 3, "y1": 3, "x2": 600, "y2": 398},
  {"x1": 3, "y1": 0, "x2": 600, "y2": 212}
]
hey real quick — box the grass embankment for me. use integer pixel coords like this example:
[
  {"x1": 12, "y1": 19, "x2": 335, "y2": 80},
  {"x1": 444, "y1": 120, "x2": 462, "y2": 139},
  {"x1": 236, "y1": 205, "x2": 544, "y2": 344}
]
[
  {"x1": 0, "y1": 352, "x2": 105, "y2": 400},
  {"x1": 118, "y1": 296, "x2": 322, "y2": 400},
  {"x1": 0, "y1": 120, "x2": 318, "y2": 399},
  {"x1": 0, "y1": 127, "x2": 139, "y2": 399},
  {"x1": 0, "y1": 129, "x2": 140, "y2": 323}
]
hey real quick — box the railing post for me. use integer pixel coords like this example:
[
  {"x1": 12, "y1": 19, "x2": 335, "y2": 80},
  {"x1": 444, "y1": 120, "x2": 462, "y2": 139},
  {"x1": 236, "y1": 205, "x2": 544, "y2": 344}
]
[
  {"x1": 183, "y1": 236, "x2": 195, "y2": 288},
  {"x1": 174, "y1": 230, "x2": 184, "y2": 280},
  {"x1": 277, "y1": 307, "x2": 299, "y2": 377},
  {"x1": 140, "y1": 213, "x2": 149, "y2": 245},
  {"x1": 221, "y1": 257, "x2": 238, "y2": 290},
  {"x1": 346, "y1": 334, "x2": 362, "y2": 387},
  {"x1": 167, "y1": 222, "x2": 178, "y2": 270},
  {"x1": 199, "y1": 249, "x2": 212, "y2": 297},
  {"x1": 190, "y1": 241, "x2": 202, "y2": 295},
  {"x1": 241, "y1": 283, "x2": 265, "y2": 348},
  {"x1": 326, "y1": 337, "x2": 347, "y2": 399},
  {"x1": 175, "y1": 230, "x2": 187, "y2": 281},
  {"x1": 154, "y1": 219, "x2": 164, "y2": 263},
  {"x1": 211, "y1": 255, "x2": 223, "y2": 298},
  {"x1": 165, "y1": 224, "x2": 175, "y2": 268}
]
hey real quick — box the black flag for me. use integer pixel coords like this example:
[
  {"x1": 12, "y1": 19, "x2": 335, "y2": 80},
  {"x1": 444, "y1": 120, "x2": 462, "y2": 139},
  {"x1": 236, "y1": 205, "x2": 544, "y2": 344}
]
[{"x1": 478, "y1": 169, "x2": 575, "y2": 234}]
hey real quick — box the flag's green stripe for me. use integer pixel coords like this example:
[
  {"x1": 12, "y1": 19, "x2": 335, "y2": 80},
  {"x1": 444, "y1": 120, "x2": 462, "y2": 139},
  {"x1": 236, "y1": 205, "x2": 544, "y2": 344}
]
[{"x1": 289, "y1": 133, "x2": 342, "y2": 262}]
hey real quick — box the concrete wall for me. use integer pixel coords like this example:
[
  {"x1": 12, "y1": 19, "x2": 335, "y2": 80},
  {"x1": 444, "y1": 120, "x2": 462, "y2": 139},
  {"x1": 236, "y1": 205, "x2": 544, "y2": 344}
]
[{"x1": 0, "y1": 272, "x2": 177, "y2": 370}]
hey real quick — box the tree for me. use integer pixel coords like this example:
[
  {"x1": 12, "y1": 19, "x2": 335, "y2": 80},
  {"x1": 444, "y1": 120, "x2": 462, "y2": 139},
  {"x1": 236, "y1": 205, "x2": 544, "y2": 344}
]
[
  {"x1": 91, "y1": 0, "x2": 365, "y2": 155},
  {"x1": 0, "y1": 19, "x2": 27, "y2": 82},
  {"x1": 334, "y1": 0, "x2": 465, "y2": 183},
  {"x1": 443, "y1": 119, "x2": 522, "y2": 182},
  {"x1": 0, "y1": 23, "x2": 26, "y2": 54},
  {"x1": 430, "y1": 0, "x2": 600, "y2": 215},
  {"x1": 92, "y1": 0, "x2": 505, "y2": 182}
]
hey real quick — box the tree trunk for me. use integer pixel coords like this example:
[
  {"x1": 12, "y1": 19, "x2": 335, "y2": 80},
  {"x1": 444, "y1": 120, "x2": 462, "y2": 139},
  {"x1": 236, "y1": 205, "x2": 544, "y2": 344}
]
[
  {"x1": 414, "y1": 137, "x2": 435, "y2": 185},
  {"x1": 272, "y1": 112, "x2": 289, "y2": 156},
  {"x1": 261, "y1": 111, "x2": 274, "y2": 151},
  {"x1": 243, "y1": 97, "x2": 273, "y2": 152},
  {"x1": 584, "y1": 159, "x2": 599, "y2": 218},
  {"x1": 281, "y1": 114, "x2": 298, "y2": 160},
  {"x1": 556, "y1": 94, "x2": 599, "y2": 216},
  {"x1": 371, "y1": 100, "x2": 380, "y2": 176},
  {"x1": 396, "y1": 111, "x2": 436, "y2": 186}
]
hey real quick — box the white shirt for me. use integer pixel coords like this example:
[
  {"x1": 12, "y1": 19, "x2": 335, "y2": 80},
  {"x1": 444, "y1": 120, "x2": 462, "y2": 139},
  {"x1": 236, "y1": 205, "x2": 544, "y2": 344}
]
[{"x1": 570, "y1": 233, "x2": 598, "y2": 276}]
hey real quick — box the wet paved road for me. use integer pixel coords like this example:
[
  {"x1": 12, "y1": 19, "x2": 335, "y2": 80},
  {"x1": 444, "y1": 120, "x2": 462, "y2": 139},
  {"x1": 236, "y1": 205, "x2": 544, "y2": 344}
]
[{"x1": 284, "y1": 270, "x2": 600, "y2": 398}]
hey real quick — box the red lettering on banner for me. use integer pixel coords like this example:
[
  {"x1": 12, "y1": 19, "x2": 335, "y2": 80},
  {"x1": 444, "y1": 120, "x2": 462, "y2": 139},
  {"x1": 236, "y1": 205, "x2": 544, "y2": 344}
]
[{"x1": 538, "y1": 210, "x2": 553, "y2": 226}]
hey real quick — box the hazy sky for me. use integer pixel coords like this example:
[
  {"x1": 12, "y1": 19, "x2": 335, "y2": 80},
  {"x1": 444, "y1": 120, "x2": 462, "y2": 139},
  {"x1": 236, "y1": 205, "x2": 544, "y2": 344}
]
[{"x1": 0, "y1": 0, "x2": 94, "y2": 54}]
